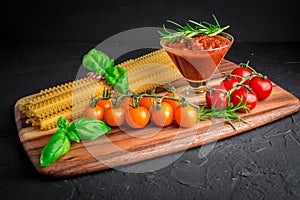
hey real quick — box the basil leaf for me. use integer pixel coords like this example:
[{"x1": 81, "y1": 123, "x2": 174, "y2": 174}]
[
  {"x1": 83, "y1": 49, "x2": 114, "y2": 75},
  {"x1": 71, "y1": 117, "x2": 111, "y2": 140},
  {"x1": 66, "y1": 130, "x2": 81, "y2": 143},
  {"x1": 56, "y1": 117, "x2": 69, "y2": 130},
  {"x1": 40, "y1": 129, "x2": 71, "y2": 167},
  {"x1": 104, "y1": 66, "x2": 129, "y2": 94}
]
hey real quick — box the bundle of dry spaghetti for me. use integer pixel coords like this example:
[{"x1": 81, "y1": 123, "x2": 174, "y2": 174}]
[{"x1": 19, "y1": 49, "x2": 182, "y2": 130}]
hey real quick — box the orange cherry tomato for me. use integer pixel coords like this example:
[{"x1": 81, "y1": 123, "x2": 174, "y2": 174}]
[
  {"x1": 125, "y1": 106, "x2": 150, "y2": 128},
  {"x1": 139, "y1": 97, "x2": 156, "y2": 110},
  {"x1": 96, "y1": 99, "x2": 112, "y2": 111},
  {"x1": 82, "y1": 106, "x2": 104, "y2": 121},
  {"x1": 174, "y1": 105, "x2": 198, "y2": 128},
  {"x1": 150, "y1": 102, "x2": 174, "y2": 127},
  {"x1": 104, "y1": 107, "x2": 126, "y2": 127},
  {"x1": 162, "y1": 92, "x2": 181, "y2": 110}
]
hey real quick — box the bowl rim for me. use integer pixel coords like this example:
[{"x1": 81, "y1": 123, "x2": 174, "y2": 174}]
[{"x1": 160, "y1": 32, "x2": 234, "y2": 54}]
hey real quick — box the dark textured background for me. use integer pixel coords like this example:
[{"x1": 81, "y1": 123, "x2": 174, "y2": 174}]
[
  {"x1": 1, "y1": 0, "x2": 300, "y2": 199},
  {"x1": 1, "y1": 0, "x2": 300, "y2": 42}
]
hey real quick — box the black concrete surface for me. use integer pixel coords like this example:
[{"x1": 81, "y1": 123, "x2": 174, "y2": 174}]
[
  {"x1": 0, "y1": 42, "x2": 299, "y2": 200},
  {"x1": 2, "y1": 0, "x2": 300, "y2": 43}
]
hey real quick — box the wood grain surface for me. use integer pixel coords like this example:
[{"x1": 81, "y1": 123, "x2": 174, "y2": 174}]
[{"x1": 14, "y1": 60, "x2": 300, "y2": 178}]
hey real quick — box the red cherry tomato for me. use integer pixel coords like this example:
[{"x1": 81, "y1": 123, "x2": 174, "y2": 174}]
[
  {"x1": 222, "y1": 77, "x2": 241, "y2": 91},
  {"x1": 230, "y1": 87, "x2": 258, "y2": 113},
  {"x1": 104, "y1": 107, "x2": 126, "y2": 127},
  {"x1": 150, "y1": 102, "x2": 174, "y2": 127},
  {"x1": 82, "y1": 106, "x2": 104, "y2": 120},
  {"x1": 174, "y1": 105, "x2": 198, "y2": 128},
  {"x1": 231, "y1": 67, "x2": 253, "y2": 84},
  {"x1": 205, "y1": 85, "x2": 228, "y2": 110},
  {"x1": 249, "y1": 76, "x2": 272, "y2": 100}
]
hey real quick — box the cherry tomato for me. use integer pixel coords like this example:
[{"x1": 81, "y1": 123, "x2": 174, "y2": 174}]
[
  {"x1": 205, "y1": 85, "x2": 228, "y2": 110},
  {"x1": 231, "y1": 67, "x2": 253, "y2": 84},
  {"x1": 104, "y1": 107, "x2": 126, "y2": 127},
  {"x1": 139, "y1": 97, "x2": 156, "y2": 110},
  {"x1": 162, "y1": 92, "x2": 181, "y2": 110},
  {"x1": 82, "y1": 106, "x2": 104, "y2": 120},
  {"x1": 150, "y1": 102, "x2": 174, "y2": 127},
  {"x1": 125, "y1": 106, "x2": 150, "y2": 128},
  {"x1": 174, "y1": 105, "x2": 198, "y2": 128},
  {"x1": 230, "y1": 87, "x2": 258, "y2": 113},
  {"x1": 222, "y1": 77, "x2": 241, "y2": 90},
  {"x1": 96, "y1": 99, "x2": 112, "y2": 111},
  {"x1": 249, "y1": 76, "x2": 272, "y2": 100}
]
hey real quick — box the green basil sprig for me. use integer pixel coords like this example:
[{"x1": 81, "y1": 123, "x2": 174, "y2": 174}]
[
  {"x1": 40, "y1": 117, "x2": 111, "y2": 167},
  {"x1": 83, "y1": 49, "x2": 129, "y2": 94}
]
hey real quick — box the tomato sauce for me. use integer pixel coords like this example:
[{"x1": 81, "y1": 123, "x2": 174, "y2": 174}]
[{"x1": 162, "y1": 34, "x2": 232, "y2": 82}]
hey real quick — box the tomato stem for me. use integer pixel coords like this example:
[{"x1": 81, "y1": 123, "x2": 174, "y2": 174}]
[
  {"x1": 92, "y1": 90, "x2": 200, "y2": 110},
  {"x1": 239, "y1": 61, "x2": 257, "y2": 74}
]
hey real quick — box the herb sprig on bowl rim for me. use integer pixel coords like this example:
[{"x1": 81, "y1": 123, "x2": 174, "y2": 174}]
[{"x1": 159, "y1": 15, "x2": 230, "y2": 43}]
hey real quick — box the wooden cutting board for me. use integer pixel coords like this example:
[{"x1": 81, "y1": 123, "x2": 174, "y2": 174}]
[{"x1": 14, "y1": 60, "x2": 300, "y2": 178}]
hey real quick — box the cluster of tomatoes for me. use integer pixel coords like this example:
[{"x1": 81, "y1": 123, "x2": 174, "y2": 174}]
[
  {"x1": 83, "y1": 92, "x2": 198, "y2": 129},
  {"x1": 205, "y1": 65, "x2": 273, "y2": 112}
]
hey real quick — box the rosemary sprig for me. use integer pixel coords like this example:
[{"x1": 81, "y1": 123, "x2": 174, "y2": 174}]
[
  {"x1": 198, "y1": 99, "x2": 248, "y2": 131},
  {"x1": 159, "y1": 15, "x2": 230, "y2": 43}
]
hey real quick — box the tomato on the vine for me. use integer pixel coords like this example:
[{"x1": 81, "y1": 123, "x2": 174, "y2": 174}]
[
  {"x1": 125, "y1": 106, "x2": 150, "y2": 128},
  {"x1": 174, "y1": 105, "x2": 198, "y2": 128},
  {"x1": 82, "y1": 106, "x2": 104, "y2": 120},
  {"x1": 162, "y1": 92, "x2": 181, "y2": 110},
  {"x1": 140, "y1": 97, "x2": 156, "y2": 110},
  {"x1": 104, "y1": 107, "x2": 126, "y2": 127},
  {"x1": 150, "y1": 102, "x2": 174, "y2": 127},
  {"x1": 230, "y1": 87, "x2": 258, "y2": 113},
  {"x1": 249, "y1": 76, "x2": 272, "y2": 100},
  {"x1": 96, "y1": 99, "x2": 112, "y2": 110},
  {"x1": 222, "y1": 77, "x2": 241, "y2": 90},
  {"x1": 231, "y1": 67, "x2": 253, "y2": 84},
  {"x1": 205, "y1": 85, "x2": 228, "y2": 110}
]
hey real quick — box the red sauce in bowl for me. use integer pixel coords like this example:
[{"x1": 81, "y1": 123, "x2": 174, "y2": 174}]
[{"x1": 161, "y1": 33, "x2": 233, "y2": 82}]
